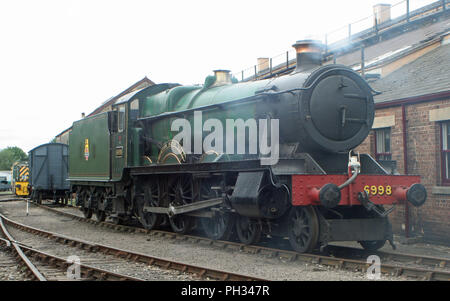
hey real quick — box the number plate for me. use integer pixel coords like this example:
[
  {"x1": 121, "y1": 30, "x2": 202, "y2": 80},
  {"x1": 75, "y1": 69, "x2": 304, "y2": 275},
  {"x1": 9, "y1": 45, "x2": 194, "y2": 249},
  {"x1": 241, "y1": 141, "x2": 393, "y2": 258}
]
[
  {"x1": 364, "y1": 185, "x2": 392, "y2": 196},
  {"x1": 115, "y1": 146, "x2": 123, "y2": 158}
]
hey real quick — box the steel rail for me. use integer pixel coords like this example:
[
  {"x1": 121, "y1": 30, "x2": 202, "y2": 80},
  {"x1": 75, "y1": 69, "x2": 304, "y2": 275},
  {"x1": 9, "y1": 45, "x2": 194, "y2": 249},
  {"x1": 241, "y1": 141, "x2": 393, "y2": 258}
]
[
  {"x1": 0, "y1": 193, "x2": 23, "y2": 202},
  {"x1": 29, "y1": 202, "x2": 450, "y2": 280},
  {"x1": 0, "y1": 199, "x2": 24, "y2": 202},
  {"x1": 0, "y1": 213, "x2": 145, "y2": 281},
  {"x1": 17, "y1": 246, "x2": 144, "y2": 281},
  {"x1": 0, "y1": 215, "x2": 46, "y2": 281},
  {"x1": 0, "y1": 193, "x2": 14, "y2": 198},
  {"x1": 325, "y1": 245, "x2": 449, "y2": 270},
  {"x1": 0, "y1": 212, "x2": 267, "y2": 281}
]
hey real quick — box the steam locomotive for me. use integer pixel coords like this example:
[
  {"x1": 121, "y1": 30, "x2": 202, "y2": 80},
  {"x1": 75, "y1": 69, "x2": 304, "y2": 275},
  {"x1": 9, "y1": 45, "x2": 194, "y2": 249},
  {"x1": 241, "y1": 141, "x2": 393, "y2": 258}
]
[{"x1": 67, "y1": 40, "x2": 427, "y2": 253}]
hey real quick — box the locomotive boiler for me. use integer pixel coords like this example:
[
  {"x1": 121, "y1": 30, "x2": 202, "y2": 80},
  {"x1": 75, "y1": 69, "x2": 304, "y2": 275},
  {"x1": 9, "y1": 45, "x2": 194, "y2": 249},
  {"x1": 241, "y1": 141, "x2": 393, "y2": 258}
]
[{"x1": 68, "y1": 40, "x2": 427, "y2": 253}]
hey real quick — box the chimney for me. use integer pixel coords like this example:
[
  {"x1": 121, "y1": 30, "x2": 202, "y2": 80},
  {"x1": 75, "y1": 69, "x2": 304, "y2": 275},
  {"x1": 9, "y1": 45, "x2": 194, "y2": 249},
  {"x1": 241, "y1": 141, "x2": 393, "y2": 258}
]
[
  {"x1": 373, "y1": 4, "x2": 391, "y2": 26},
  {"x1": 257, "y1": 58, "x2": 269, "y2": 73},
  {"x1": 81, "y1": 112, "x2": 85, "y2": 118},
  {"x1": 213, "y1": 70, "x2": 232, "y2": 86},
  {"x1": 292, "y1": 40, "x2": 324, "y2": 73}
]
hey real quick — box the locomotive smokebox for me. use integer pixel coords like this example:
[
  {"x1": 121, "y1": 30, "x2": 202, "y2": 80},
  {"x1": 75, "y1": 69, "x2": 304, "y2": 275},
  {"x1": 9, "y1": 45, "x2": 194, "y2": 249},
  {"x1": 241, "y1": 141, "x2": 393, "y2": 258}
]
[
  {"x1": 292, "y1": 40, "x2": 324, "y2": 72},
  {"x1": 270, "y1": 40, "x2": 375, "y2": 153}
]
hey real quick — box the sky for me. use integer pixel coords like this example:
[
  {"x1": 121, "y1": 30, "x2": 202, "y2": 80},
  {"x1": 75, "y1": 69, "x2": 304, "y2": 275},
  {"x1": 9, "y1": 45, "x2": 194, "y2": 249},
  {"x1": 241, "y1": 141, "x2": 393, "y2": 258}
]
[{"x1": 0, "y1": 0, "x2": 435, "y2": 152}]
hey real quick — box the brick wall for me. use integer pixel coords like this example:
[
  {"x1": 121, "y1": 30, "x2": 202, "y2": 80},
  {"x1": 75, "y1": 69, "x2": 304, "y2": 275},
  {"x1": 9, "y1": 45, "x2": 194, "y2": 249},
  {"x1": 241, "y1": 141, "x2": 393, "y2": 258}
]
[{"x1": 357, "y1": 98, "x2": 450, "y2": 245}]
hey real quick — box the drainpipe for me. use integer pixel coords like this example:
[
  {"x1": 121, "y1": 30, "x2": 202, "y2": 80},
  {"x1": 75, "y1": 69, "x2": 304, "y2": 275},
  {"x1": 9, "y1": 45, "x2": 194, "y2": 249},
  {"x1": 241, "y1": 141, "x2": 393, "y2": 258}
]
[{"x1": 402, "y1": 104, "x2": 410, "y2": 238}]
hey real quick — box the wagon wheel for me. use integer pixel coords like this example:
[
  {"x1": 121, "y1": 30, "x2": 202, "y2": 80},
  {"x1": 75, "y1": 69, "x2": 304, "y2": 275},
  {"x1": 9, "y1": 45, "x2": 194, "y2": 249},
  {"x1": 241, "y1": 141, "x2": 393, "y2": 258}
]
[
  {"x1": 199, "y1": 179, "x2": 234, "y2": 240},
  {"x1": 236, "y1": 216, "x2": 261, "y2": 245},
  {"x1": 288, "y1": 206, "x2": 319, "y2": 253},
  {"x1": 168, "y1": 176, "x2": 195, "y2": 234},
  {"x1": 82, "y1": 191, "x2": 93, "y2": 219},
  {"x1": 75, "y1": 190, "x2": 83, "y2": 207},
  {"x1": 136, "y1": 180, "x2": 163, "y2": 230},
  {"x1": 93, "y1": 192, "x2": 106, "y2": 222},
  {"x1": 31, "y1": 191, "x2": 37, "y2": 203},
  {"x1": 94, "y1": 210, "x2": 106, "y2": 222},
  {"x1": 82, "y1": 207, "x2": 93, "y2": 219},
  {"x1": 92, "y1": 191, "x2": 106, "y2": 222}
]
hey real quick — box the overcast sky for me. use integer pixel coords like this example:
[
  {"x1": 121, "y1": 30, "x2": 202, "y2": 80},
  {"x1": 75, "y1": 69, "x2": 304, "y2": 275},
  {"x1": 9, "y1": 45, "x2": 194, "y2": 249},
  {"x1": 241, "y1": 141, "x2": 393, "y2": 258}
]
[{"x1": 0, "y1": 0, "x2": 434, "y2": 152}]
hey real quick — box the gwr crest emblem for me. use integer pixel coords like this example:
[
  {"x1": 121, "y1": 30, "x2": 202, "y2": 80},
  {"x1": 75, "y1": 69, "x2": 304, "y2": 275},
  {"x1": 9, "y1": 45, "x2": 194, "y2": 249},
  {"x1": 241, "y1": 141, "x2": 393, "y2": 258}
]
[{"x1": 84, "y1": 139, "x2": 89, "y2": 161}]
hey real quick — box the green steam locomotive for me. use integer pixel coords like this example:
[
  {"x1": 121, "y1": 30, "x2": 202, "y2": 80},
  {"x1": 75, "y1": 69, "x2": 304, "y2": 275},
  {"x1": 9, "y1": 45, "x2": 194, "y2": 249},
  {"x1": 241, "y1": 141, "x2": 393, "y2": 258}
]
[{"x1": 68, "y1": 40, "x2": 426, "y2": 253}]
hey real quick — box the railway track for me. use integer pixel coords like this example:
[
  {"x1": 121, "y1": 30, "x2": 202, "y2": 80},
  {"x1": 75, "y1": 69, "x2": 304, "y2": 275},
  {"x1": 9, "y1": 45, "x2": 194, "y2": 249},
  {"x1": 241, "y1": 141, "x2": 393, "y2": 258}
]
[
  {"x1": 0, "y1": 243, "x2": 28, "y2": 280},
  {"x1": 28, "y1": 201, "x2": 450, "y2": 281},
  {"x1": 325, "y1": 245, "x2": 449, "y2": 272},
  {"x1": 0, "y1": 193, "x2": 23, "y2": 202},
  {"x1": 0, "y1": 214, "x2": 47, "y2": 280},
  {"x1": 0, "y1": 214, "x2": 146, "y2": 281},
  {"x1": 0, "y1": 211, "x2": 267, "y2": 281}
]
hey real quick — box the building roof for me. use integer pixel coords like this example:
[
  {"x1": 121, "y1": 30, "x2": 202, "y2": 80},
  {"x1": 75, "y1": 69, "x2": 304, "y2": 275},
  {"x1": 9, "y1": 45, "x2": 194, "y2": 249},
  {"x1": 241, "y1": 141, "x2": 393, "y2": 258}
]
[
  {"x1": 55, "y1": 76, "x2": 155, "y2": 140},
  {"x1": 87, "y1": 76, "x2": 154, "y2": 117},
  {"x1": 371, "y1": 42, "x2": 450, "y2": 103},
  {"x1": 334, "y1": 16, "x2": 450, "y2": 69},
  {"x1": 241, "y1": 2, "x2": 449, "y2": 82}
]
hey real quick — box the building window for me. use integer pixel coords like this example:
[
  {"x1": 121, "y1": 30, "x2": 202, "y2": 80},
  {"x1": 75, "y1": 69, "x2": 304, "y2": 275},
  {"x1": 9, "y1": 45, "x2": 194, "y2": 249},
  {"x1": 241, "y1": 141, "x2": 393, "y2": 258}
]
[
  {"x1": 375, "y1": 127, "x2": 391, "y2": 161},
  {"x1": 441, "y1": 122, "x2": 450, "y2": 185}
]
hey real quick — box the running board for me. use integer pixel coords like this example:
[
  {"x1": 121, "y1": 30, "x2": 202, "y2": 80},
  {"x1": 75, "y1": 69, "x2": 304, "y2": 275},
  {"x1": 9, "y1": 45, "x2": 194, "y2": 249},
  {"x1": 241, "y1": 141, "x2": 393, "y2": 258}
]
[{"x1": 143, "y1": 198, "x2": 224, "y2": 217}]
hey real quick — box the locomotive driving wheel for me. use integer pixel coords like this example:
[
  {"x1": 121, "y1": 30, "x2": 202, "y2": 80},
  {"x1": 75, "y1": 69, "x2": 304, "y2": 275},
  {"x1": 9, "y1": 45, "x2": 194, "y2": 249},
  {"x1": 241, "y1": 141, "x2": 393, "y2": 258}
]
[
  {"x1": 236, "y1": 216, "x2": 261, "y2": 245},
  {"x1": 199, "y1": 179, "x2": 235, "y2": 240},
  {"x1": 202, "y1": 213, "x2": 234, "y2": 240},
  {"x1": 168, "y1": 176, "x2": 195, "y2": 234},
  {"x1": 288, "y1": 206, "x2": 319, "y2": 253},
  {"x1": 136, "y1": 180, "x2": 162, "y2": 230}
]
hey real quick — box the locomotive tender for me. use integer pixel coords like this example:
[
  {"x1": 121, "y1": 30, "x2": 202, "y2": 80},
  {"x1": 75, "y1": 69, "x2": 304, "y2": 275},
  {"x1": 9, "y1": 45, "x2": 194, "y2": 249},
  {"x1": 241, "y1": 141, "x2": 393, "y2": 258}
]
[{"x1": 68, "y1": 40, "x2": 427, "y2": 253}]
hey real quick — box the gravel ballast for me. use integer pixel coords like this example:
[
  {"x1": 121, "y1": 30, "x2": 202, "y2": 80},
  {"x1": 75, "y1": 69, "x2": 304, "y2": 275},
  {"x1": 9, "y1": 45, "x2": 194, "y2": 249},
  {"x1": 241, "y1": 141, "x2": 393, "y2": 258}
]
[{"x1": 0, "y1": 201, "x2": 408, "y2": 281}]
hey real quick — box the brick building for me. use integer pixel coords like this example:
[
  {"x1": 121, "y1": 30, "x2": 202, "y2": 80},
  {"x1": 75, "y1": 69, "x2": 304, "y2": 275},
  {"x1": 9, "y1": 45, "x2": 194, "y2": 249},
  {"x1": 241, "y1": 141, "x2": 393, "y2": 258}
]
[{"x1": 357, "y1": 38, "x2": 450, "y2": 244}]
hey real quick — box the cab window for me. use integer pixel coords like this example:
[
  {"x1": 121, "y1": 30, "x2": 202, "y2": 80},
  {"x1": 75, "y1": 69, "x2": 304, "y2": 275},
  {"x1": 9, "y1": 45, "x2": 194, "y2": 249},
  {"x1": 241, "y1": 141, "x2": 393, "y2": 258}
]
[
  {"x1": 129, "y1": 98, "x2": 139, "y2": 120},
  {"x1": 117, "y1": 104, "x2": 126, "y2": 133}
]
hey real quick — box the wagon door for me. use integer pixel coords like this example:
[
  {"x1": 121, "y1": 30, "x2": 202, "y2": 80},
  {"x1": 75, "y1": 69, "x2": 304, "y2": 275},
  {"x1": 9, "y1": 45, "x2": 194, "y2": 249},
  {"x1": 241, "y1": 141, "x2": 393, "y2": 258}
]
[
  {"x1": 61, "y1": 145, "x2": 69, "y2": 189},
  {"x1": 32, "y1": 147, "x2": 48, "y2": 190},
  {"x1": 111, "y1": 103, "x2": 127, "y2": 181}
]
